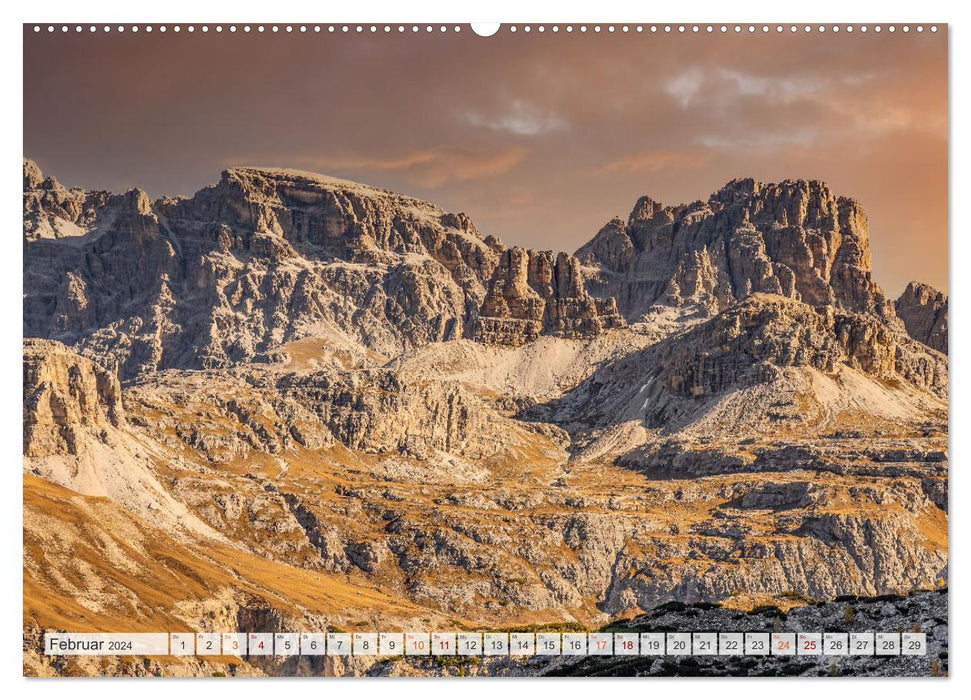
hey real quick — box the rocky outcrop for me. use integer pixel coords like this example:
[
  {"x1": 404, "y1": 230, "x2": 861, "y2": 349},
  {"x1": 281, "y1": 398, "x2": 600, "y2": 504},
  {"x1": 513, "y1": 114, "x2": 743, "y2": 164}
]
[
  {"x1": 23, "y1": 160, "x2": 621, "y2": 376},
  {"x1": 650, "y1": 295, "x2": 946, "y2": 400},
  {"x1": 24, "y1": 158, "x2": 107, "y2": 241},
  {"x1": 23, "y1": 338, "x2": 123, "y2": 456},
  {"x1": 22, "y1": 340, "x2": 222, "y2": 536},
  {"x1": 577, "y1": 179, "x2": 896, "y2": 325},
  {"x1": 127, "y1": 362, "x2": 539, "y2": 463},
  {"x1": 896, "y1": 281, "x2": 948, "y2": 354},
  {"x1": 474, "y1": 248, "x2": 624, "y2": 345},
  {"x1": 532, "y1": 293, "x2": 947, "y2": 439}
]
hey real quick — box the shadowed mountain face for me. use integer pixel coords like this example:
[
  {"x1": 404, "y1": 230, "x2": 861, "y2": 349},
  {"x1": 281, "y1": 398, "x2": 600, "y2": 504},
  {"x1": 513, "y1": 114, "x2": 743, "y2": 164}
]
[{"x1": 23, "y1": 159, "x2": 947, "y2": 676}]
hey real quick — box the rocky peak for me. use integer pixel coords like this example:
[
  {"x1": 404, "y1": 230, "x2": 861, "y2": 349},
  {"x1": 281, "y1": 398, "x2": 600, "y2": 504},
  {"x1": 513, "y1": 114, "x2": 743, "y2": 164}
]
[
  {"x1": 23, "y1": 158, "x2": 92, "y2": 241},
  {"x1": 708, "y1": 176, "x2": 762, "y2": 205},
  {"x1": 578, "y1": 178, "x2": 894, "y2": 325},
  {"x1": 23, "y1": 158, "x2": 158, "y2": 244},
  {"x1": 162, "y1": 165, "x2": 524, "y2": 300},
  {"x1": 628, "y1": 195, "x2": 665, "y2": 224},
  {"x1": 655, "y1": 294, "x2": 909, "y2": 398},
  {"x1": 161, "y1": 166, "x2": 484, "y2": 257},
  {"x1": 23, "y1": 157, "x2": 43, "y2": 189},
  {"x1": 896, "y1": 281, "x2": 948, "y2": 354},
  {"x1": 537, "y1": 292, "x2": 946, "y2": 439}
]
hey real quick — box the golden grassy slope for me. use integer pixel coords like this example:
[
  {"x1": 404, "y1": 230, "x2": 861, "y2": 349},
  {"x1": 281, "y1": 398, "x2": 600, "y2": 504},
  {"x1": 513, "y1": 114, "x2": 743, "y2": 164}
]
[{"x1": 23, "y1": 474, "x2": 447, "y2": 635}]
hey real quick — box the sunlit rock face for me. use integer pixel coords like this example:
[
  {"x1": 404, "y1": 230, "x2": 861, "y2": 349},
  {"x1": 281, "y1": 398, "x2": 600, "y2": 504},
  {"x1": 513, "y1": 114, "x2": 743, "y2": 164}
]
[
  {"x1": 895, "y1": 281, "x2": 948, "y2": 354},
  {"x1": 577, "y1": 178, "x2": 897, "y2": 326}
]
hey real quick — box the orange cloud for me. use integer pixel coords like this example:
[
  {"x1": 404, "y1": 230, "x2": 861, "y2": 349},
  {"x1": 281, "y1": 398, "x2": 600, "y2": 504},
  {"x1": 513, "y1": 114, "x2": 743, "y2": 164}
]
[
  {"x1": 599, "y1": 150, "x2": 711, "y2": 175},
  {"x1": 290, "y1": 147, "x2": 529, "y2": 189}
]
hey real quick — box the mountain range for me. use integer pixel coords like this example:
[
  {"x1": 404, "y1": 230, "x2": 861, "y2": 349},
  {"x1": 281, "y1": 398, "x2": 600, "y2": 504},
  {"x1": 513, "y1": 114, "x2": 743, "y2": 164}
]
[{"x1": 22, "y1": 158, "x2": 947, "y2": 676}]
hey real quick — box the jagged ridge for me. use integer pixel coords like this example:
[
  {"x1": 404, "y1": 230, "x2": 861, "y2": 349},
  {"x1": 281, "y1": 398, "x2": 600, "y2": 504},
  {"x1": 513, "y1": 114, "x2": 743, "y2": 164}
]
[
  {"x1": 23, "y1": 159, "x2": 621, "y2": 377},
  {"x1": 577, "y1": 178, "x2": 896, "y2": 324}
]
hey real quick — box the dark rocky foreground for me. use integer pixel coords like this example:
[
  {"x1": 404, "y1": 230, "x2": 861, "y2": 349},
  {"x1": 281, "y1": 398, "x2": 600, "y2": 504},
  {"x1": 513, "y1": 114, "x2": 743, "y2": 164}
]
[
  {"x1": 545, "y1": 589, "x2": 948, "y2": 677},
  {"x1": 358, "y1": 589, "x2": 947, "y2": 677}
]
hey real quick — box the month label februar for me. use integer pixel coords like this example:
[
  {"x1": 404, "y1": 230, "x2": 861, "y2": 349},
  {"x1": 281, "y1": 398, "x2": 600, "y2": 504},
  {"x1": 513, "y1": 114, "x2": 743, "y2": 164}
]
[{"x1": 44, "y1": 633, "x2": 170, "y2": 656}]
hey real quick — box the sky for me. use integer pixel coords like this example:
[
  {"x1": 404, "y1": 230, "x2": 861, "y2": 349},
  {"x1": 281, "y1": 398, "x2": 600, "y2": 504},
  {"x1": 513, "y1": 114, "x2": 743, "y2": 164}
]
[{"x1": 23, "y1": 26, "x2": 947, "y2": 297}]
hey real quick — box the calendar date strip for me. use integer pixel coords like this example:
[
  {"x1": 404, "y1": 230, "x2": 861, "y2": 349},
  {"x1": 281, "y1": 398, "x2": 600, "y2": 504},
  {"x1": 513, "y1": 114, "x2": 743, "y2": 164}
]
[{"x1": 44, "y1": 630, "x2": 927, "y2": 657}]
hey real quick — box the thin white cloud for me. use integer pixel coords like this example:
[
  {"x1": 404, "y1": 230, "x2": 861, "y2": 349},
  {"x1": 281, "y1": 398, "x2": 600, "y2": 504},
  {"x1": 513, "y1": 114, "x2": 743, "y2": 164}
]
[
  {"x1": 466, "y1": 100, "x2": 568, "y2": 136},
  {"x1": 697, "y1": 130, "x2": 819, "y2": 150},
  {"x1": 664, "y1": 68, "x2": 705, "y2": 108}
]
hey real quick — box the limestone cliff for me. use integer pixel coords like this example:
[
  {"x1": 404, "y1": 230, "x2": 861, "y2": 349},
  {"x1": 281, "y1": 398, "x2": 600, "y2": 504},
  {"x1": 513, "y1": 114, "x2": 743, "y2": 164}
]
[
  {"x1": 577, "y1": 178, "x2": 897, "y2": 325},
  {"x1": 23, "y1": 160, "x2": 621, "y2": 377},
  {"x1": 23, "y1": 338, "x2": 124, "y2": 457},
  {"x1": 896, "y1": 281, "x2": 948, "y2": 354},
  {"x1": 474, "y1": 247, "x2": 623, "y2": 345}
]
